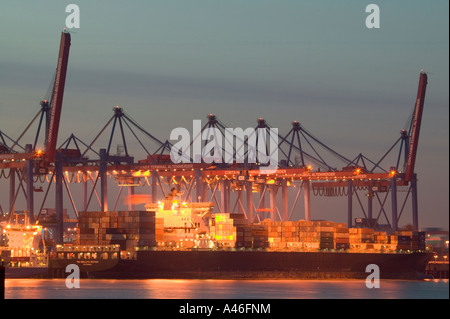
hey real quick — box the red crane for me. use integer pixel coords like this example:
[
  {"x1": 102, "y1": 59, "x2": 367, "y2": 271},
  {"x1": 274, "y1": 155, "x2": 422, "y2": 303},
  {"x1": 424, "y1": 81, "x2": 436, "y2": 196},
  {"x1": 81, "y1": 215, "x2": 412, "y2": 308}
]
[
  {"x1": 404, "y1": 72, "x2": 428, "y2": 184},
  {"x1": 0, "y1": 31, "x2": 71, "y2": 165},
  {"x1": 45, "y1": 31, "x2": 71, "y2": 163}
]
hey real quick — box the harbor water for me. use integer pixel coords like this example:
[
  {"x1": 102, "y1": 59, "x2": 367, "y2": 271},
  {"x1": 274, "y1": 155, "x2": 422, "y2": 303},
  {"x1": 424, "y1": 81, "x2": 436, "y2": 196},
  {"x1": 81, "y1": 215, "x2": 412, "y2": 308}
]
[{"x1": 4, "y1": 278, "x2": 448, "y2": 299}]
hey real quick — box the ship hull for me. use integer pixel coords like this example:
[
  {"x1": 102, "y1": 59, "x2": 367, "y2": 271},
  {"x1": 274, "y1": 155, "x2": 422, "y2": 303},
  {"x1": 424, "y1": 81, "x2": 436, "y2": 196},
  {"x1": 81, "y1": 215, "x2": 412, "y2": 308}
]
[
  {"x1": 5, "y1": 267, "x2": 49, "y2": 278},
  {"x1": 91, "y1": 250, "x2": 433, "y2": 280}
]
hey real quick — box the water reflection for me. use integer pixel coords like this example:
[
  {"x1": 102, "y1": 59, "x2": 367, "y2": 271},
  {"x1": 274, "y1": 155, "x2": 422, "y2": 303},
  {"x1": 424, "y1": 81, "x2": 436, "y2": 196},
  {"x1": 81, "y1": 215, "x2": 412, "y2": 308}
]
[{"x1": 5, "y1": 279, "x2": 449, "y2": 299}]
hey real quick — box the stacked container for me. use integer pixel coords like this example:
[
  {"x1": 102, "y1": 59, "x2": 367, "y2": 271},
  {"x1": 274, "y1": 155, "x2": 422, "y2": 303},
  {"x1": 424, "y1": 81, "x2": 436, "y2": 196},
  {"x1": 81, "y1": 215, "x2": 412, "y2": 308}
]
[
  {"x1": 334, "y1": 223, "x2": 349, "y2": 250},
  {"x1": 349, "y1": 228, "x2": 375, "y2": 250},
  {"x1": 298, "y1": 220, "x2": 319, "y2": 249},
  {"x1": 315, "y1": 221, "x2": 335, "y2": 250},
  {"x1": 252, "y1": 224, "x2": 269, "y2": 248},
  {"x1": 233, "y1": 214, "x2": 253, "y2": 248},
  {"x1": 77, "y1": 211, "x2": 156, "y2": 250},
  {"x1": 262, "y1": 220, "x2": 285, "y2": 249},
  {"x1": 209, "y1": 213, "x2": 252, "y2": 248},
  {"x1": 394, "y1": 230, "x2": 426, "y2": 251}
]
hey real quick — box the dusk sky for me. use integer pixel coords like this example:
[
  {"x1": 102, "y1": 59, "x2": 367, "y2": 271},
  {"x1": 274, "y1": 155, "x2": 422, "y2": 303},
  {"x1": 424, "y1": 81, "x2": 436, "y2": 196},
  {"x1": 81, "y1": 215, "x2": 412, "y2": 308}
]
[{"x1": 0, "y1": 1, "x2": 448, "y2": 229}]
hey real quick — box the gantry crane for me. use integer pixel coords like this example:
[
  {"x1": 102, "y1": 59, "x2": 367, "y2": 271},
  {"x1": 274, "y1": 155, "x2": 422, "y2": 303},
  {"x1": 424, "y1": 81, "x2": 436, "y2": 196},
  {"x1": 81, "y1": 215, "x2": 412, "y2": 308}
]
[{"x1": 0, "y1": 31, "x2": 71, "y2": 227}]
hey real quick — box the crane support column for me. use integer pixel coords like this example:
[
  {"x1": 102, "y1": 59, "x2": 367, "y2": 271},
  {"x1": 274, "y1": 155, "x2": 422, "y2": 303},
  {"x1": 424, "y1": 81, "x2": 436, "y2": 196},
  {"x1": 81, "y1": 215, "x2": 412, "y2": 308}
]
[
  {"x1": 237, "y1": 188, "x2": 244, "y2": 214},
  {"x1": 367, "y1": 191, "x2": 373, "y2": 227},
  {"x1": 152, "y1": 171, "x2": 158, "y2": 204},
  {"x1": 221, "y1": 179, "x2": 230, "y2": 214},
  {"x1": 195, "y1": 169, "x2": 203, "y2": 202},
  {"x1": 304, "y1": 180, "x2": 311, "y2": 221},
  {"x1": 25, "y1": 144, "x2": 35, "y2": 224},
  {"x1": 246, "y1": 181, "x2": 253, "y2": 223},
  {"x1": 202, "y1": 181, "x2": 207, "y2": 205},
  {"x1": 100, "y1": 149, "x2": 108, "y2": 212},
  {"x1": 269, "y1": 184, "x2": 278, "y2": 221},
  {"x1": 281, "y1": 179, "x2": 289, "y2": 221},
  {"x1": 347, "y1": 180, "x2": 353, "y2": 228},
  {"x1": 128, "y1": 186, "x2": 135, "y2": 211},
  {"x1": 259, "y1": 186, "x2": 266, "y2": 213},
  {"x1": 411, "y1": 173, "x2": 419, "y2": 231},
  {"x1": 9, "y1": 168, "x2": 15, "y2": 215},
  {"x1": 82, "y1": 173, "x2": 88, "y2": 211},
  {"x1": 55, "y1": 156, "x2": 64, "y2": 244},
  {"x1": 391, "y1": 177, "x2": 398, "y2": 231}
]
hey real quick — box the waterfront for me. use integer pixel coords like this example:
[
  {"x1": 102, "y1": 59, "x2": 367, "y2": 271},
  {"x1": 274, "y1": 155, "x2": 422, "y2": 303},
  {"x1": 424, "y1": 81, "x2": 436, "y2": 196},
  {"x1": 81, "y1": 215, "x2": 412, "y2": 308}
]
[{"x1": 4, "y1": 278, "x2": 448, "y2": 299}]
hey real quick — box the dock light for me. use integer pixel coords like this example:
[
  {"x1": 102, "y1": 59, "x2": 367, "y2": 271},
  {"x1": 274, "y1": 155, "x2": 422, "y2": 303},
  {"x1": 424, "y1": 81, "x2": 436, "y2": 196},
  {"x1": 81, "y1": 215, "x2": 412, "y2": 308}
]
[
  {"x1": 389, "y1": 170, "x2": 396, "y2": 177},
  {"x1": 306, "y1": 165, "x2": 312, "y2": 171},
  {"x1": 355, "y1": 168, "x2": 361, "y2": 175}
]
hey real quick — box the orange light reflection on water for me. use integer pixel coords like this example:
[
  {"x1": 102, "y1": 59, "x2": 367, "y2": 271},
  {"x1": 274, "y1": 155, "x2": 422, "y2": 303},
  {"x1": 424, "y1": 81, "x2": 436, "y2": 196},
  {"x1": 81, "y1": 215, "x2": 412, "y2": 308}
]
[{"x1": 4, "y1": 278, "x2": 449, "y2": 299}]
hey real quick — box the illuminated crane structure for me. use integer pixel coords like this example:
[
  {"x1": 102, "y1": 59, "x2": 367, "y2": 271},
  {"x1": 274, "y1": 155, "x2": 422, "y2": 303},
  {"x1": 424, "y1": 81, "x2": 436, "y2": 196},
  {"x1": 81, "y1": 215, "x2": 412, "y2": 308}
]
[{"x1": 0, "y1": 31, "x2": 428, "y2": 244}]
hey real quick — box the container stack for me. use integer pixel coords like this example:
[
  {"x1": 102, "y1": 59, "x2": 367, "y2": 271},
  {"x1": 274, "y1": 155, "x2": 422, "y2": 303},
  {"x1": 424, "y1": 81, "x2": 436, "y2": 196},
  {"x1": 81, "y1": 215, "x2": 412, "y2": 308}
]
[
  {"x1": 209, "y1": 213, "x2": 234, "y2": 247},
  {"x1": 389, "y1": 234, "x2": 399, "y2": 249},
  {"x1": 263, "y1": 220, "x2": 284, "y2": 249},
  {"x1": 262, "y1": 220, "x2": 293, "y2": 249},
  {"x1": 374, "y1": 231, "x2": 389, "y2": 244},
  {"x1": 349, "y1": 228, "x2": 375, "y2": 250},
  {"x1": 262, "y1": 219, "x2": 341, "y2": 250},
  {"x1": 298, "y1": 220, "x2": 319, "y2": 250},
  {"x1": 251, "y1": 224, "x2": 269, "y2": 248},
  {"x1": 298, "y1": 220, "x2": 339, "y2": 250},
  {"x1": 281, "y1": 221, "x2": 300, "y2": 245},
  {"x1": 413, "y1": 231, "x2": 426, "y2": 251},
  {"x1": 372, "y1": 231, "x2": 396, "y2": 251},
  {"x1": 396, "y1": 235, "x2": 412, "y2": 250},
  {"x1": 394, "y1": 230, "x2": 426, "y2": 251},
  {"x1": 315, "y1": 221, "x2": 335, "y2": 250},
  {"x1": 334, "y1": 223, "x2": 349, "y2": 250},
  {"x1": 209, "y1": 213, "x2": 252, "y2": 248},
  {"x1": 77, "y1": 211, "x2": 156, "y2": 250},
  {"x1": 233, "y1": 214, "x2": 253, "y2": 248}
]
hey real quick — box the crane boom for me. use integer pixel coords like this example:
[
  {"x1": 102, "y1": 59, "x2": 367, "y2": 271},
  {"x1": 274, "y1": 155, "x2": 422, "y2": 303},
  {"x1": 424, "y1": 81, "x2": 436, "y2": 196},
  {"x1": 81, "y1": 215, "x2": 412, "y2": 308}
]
[
  {"x1": 45, "y1": 31, "x2": 71, "y2": 163},
  {"x1": 404, "y1": 72, "x2": 428, "y2": 184}
]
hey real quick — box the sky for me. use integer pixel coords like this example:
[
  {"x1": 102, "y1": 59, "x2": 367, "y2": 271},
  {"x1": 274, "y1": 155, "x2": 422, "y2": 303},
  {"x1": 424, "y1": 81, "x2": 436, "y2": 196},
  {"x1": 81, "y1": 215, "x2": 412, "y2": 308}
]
[{"x1": 0, "y1": 0, "x2": 448, "y2": 229}]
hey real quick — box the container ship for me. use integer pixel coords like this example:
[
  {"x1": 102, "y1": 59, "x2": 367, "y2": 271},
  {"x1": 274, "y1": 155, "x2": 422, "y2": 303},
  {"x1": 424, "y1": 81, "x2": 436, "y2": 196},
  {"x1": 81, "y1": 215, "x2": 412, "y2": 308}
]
[
  {"x1": 1, "y1": 218, "x2": 50, "y2": 278},
  {"x1": 43, "y1": 191, "x2": 433, "y2": 280}
]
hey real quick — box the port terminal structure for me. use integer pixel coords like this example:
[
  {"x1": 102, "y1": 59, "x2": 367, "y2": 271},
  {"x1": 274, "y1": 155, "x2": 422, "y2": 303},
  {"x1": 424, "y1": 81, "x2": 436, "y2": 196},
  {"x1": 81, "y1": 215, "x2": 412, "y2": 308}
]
[{"x1": 0, "y1": 32, "x2": 428, "y2": 244}]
